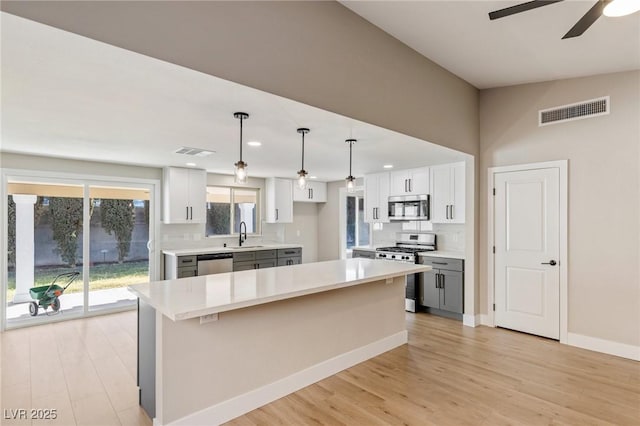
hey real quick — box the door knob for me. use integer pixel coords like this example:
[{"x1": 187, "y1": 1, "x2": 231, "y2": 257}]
[{"x1": 541, "y1": 260, "x2": 557, "y2": 266}]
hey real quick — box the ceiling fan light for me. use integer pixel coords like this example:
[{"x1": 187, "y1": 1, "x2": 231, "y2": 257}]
[
  {"x1": 297, "y1": 169, "x2": 308, "y2": 190},
  {"x1": 603, "y1": 0, "x2": 640, "y2": 17}
]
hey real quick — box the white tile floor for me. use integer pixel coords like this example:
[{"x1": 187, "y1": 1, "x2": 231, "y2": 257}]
[{"x1": 0, "y1": 311, "x2": 150, "y2": 426}]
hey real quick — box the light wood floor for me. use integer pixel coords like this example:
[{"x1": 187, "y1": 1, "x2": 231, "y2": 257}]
[
  {"x1": 2, "y1": 312, "x2": 639, "y2": 425},
  {"x1": 1, "y1": 310, "x2": 149, "y2": 426}
]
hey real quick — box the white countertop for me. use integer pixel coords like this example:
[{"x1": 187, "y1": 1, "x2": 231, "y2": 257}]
[
  {"x1": 163, "y1": 243, "x2": 302, "y2": 257},
  {"x1": 418, "y1": 251, "x2": 465, "y2": 260},
  {"x1": 128, "y1": 258, "x2": 429, "y2": 321}
]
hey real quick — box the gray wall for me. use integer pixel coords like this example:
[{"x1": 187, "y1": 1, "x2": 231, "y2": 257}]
[
  {"x1": 317, "y1": 181, "x2": 345, "y2": 261},
  {"x1": 1, "y1": 1, "x2": 479, "y2": 156},
  {"x1": 479, "y1": 70, "x2": 640, "y2": 347}
]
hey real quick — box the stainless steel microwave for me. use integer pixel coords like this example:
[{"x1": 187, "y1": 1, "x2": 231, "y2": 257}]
[{"x1": 388, "y1": 194, "x2": 430, "y2": 221}]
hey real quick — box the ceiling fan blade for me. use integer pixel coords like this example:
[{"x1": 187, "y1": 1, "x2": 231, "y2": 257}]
[
  {"x1": 562, "y1": 0, "x2": 611, "y2": 39},
  {"x1": 488, "y1": 0, "x2": 564, "y2": 20}
]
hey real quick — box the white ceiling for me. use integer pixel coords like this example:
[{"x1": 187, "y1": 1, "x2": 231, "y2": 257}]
[
  {"x1": 0, "y1": 13, "x2": 467, "y2": 182},
  {"x1": 341, "y1": 0, "x2": 640, "y2": 89}
]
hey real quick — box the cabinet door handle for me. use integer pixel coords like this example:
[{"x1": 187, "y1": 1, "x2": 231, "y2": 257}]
[
  {"x1": 276, "y1": 209, "x2": 279, "y2": 221},
  {"x1": 435, "y1": 274, "x2": 439, "y2": 289},
  {"x1": 409, "y1": 179, "x2": 412, "y2": 192},
  {"x1": 190, "y1": 206, "x2": 193, "y2": 220},
  {"x1": 186, "y1": 206, "x2": 189, "y2": 220},
  {"x1": 308, "y1": 188, "x2": 311, "y2": 199},
  {"x1": 450, "y1": 205, "x2": 454, "y2": 220},
  {"x1": 310, "y1": 188, "x2": 313, "y2": 199},
  {"x1": 404, "y1": 179, "x2": 408, "y2": 193}
]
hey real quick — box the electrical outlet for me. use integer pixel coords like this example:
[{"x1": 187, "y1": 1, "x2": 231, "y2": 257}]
[
  {"x1": 296, "y1": 230, "x2": 301, "y2": 237},
  {"x1": 200, "y1": 313, "x2": 218, "y2": 324}
]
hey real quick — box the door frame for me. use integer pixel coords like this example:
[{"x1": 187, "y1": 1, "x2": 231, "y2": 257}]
[
  {"x1": 0, "y1": 167, "x2": 161, "y2": 331},
  {"x1": 487, "y1": 160, "x2": 568, "y2": 343}
]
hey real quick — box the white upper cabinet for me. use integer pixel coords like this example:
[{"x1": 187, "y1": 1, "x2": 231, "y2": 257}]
[
  {"x1": 430, "y1": 162, "x2": 465, "y2": 224},
  {"x1": 162, "y1": 167, "x2": 207, "y2": 224},
  {"x1": 293, "y1": 181, "x2": 327, "y2": 203},
  {"x1": 364, "y1": 172, "x2": 390, "y2": 223},
  {"x1": 265, "y1": 178, "x2": 293, "y2": 223},
  {"x1": 390, "y1": 167, "x2": 429, "y2": 196}
]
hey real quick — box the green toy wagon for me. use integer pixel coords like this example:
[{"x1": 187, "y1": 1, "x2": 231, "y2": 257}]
[{"x1": 28, "y1": 271, "x2": 80, "y2": 316}]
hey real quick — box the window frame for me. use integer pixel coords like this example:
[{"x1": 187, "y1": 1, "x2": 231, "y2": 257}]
[
  {"x1": 345, "y1": 194, "x2": 370, "y2": 251},
  {"x1": 205, "y1": 186, "x2": 261, "y2": 238}
]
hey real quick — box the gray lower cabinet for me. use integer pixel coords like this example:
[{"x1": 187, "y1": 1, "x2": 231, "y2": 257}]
[
  {"x1": 233, "y1": 250, "x2": 277, "y2": 271},
  {"x1": 352, "y1": 249, "x2": 375, "y2": 259},
  {"x1": 419, "y1": 256, "x2": 464, "y2": 319},
  {"x1": 277, "y1": 248, "x2": 302, "y2": 266},
  {"x1": 233, "y1": 249, "x2": 300, "y2": 271},
  {"x1": 164, "y1": 255, "x2": 197, "y2": 279}
]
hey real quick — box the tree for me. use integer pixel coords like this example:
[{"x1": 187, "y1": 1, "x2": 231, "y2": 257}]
[
  {"x1": 49, "y1": 197, "x2": 83, "y2": 267},
  {"x1": 100, "y1": 199, "x2": 135, "y2": 263}
]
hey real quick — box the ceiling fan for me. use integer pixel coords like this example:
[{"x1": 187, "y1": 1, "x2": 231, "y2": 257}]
[{"x1": 488, "y1": 0, "x2": 639, "y2": 39}]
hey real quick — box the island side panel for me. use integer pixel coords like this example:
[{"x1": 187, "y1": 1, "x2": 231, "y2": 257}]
[
  {"x1": 137, "y1": 299, "x2": 156, "y2": 419},
  {"x1": 159, "y1": 276, "x2": 406, "y2": 425}
]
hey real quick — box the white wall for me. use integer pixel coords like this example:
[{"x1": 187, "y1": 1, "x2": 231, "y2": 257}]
[
  {"x1": 0, "y1": 154, "x2": 321, "y2": 263},
  {"x1": 479, "y1": 70, "x2": 640, "y2": 348}
]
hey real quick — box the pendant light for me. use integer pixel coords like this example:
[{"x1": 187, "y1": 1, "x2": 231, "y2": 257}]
[
  {"x1": 233, "y1": 112, "x2": 249, "y2": 184},
  {"x1": 345, "y1": 139, "x2": 357, "y2": 193},
  {"x1": 296, "y1": 128, "x2": 310, "y2": 190}
]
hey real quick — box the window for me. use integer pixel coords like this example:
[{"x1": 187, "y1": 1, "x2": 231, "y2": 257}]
[
  {"x1": 346, "y1": 195, "x2": 370, "y2": 249},
  {"x1": 206, "y1": 186, "x2": 260, "y2": 237}
]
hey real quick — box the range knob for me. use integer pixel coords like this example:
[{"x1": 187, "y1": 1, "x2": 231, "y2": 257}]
[{"x1": 391, "y1": 255, "x2": 396, "y2": 259}]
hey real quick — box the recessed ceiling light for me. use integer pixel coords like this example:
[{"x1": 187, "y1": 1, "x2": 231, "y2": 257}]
[
  {"x1": 309, "y1": 176, "x2": 317, "y2": 179},
  {"x1": 186, "y1": 162, "x2": 197, "y2": 167},
  {"x1": 383, "y1": 164, "x2": 394, "y2": 169},
  {"x1": 247, "y1": 141, "x2": 262, "y2": 147}
]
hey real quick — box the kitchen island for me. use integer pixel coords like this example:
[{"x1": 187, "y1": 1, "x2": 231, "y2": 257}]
[{"x1": 128, "y1": 258, "x2": 429, "y2": 426}]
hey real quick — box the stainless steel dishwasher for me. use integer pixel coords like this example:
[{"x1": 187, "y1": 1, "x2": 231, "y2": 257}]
[{"x1": 196, "y1": 252, "x2": 234, "y2": 275}]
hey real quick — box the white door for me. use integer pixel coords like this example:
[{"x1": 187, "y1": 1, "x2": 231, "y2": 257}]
[
  {"x1": 494, "y1": 167, "x2": 560, "y2": 339},
  {"x1": 430, "y1": 165, "x2": 450, "y2": 223}
]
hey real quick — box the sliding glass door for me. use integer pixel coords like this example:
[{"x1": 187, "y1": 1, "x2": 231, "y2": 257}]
[{"x1": 4, "y1": 176, "x2": 155, "y2": 328}]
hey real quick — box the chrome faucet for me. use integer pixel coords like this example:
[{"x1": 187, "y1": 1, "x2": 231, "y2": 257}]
[{"x1": 239, "y1": 221, "x2": 247, "y2": 246}]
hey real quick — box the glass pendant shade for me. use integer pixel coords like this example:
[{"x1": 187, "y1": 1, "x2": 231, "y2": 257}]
[
  {"x1": 604, "y1": 0, "x2": 640, "y2": 16},
  {"x1": 297, "y1": 170, "x2": 308, "y2": 190},
  {"x1": 234, "y1": 160, "x2": 248, "y2": 184},
  {"x1": 233, "y1": 112, "x2": 249, "y2": 184},
  {"x1": 345, "y1": 176, "x2": 356, "y2": 193},
  {"x1": 296, "y1": 128, "x2": 310, "y2": 190}
]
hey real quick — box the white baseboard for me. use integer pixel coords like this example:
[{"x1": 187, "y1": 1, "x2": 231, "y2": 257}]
[
  {"x1": 567, "y1": 332, "x2": 640, "y2": 361},
  {"x1": 479, "y1": 314, "x2": 493, "y2": 327},
  {"x1": 463, "y1": 314, "x2": 480, "y2": 327},
  {"x1": 166, "y1": 330, "x2": 408, "y2": 426}
]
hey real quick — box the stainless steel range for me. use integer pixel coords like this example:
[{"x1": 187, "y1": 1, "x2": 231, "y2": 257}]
[{"x1": 375, "y1": 233, "x2": 436, "y2": 312}]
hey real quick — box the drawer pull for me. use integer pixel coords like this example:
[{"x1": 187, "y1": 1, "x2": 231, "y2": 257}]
[{"x1": 432, "y1": 261, "x2": 448, "y2": 265}]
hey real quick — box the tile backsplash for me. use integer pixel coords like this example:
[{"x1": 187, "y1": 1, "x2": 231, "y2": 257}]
[{"x1": 371, "y1": 221, "x2": 465, "y2": 252}]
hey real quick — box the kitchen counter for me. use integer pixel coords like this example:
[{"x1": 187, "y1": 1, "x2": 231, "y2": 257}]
[
  {"x1": 419, "y1": 250, "x2": 465, "y2": 260},
  {"x1": 162, "y1": 243, "x2": 302, "y2": 257},
  {"x1": 131, "y1": 258, "x2": 428, "y2": 425},
  {"x1": 129, "y1": 258, "x2": 428, "y2": 321}
]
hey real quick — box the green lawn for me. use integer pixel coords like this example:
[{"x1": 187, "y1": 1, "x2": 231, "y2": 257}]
[{"x1": 6, "y1": 261, "x2": 149, "y2": 301}]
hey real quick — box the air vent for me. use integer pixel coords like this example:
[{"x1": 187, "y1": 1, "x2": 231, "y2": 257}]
[
  {"x1": 174, "y1": 147, "x2": 215, "y2": 157},
  {"x1": 539, "y1": 96, "x2": 609, "y2": 126}
]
